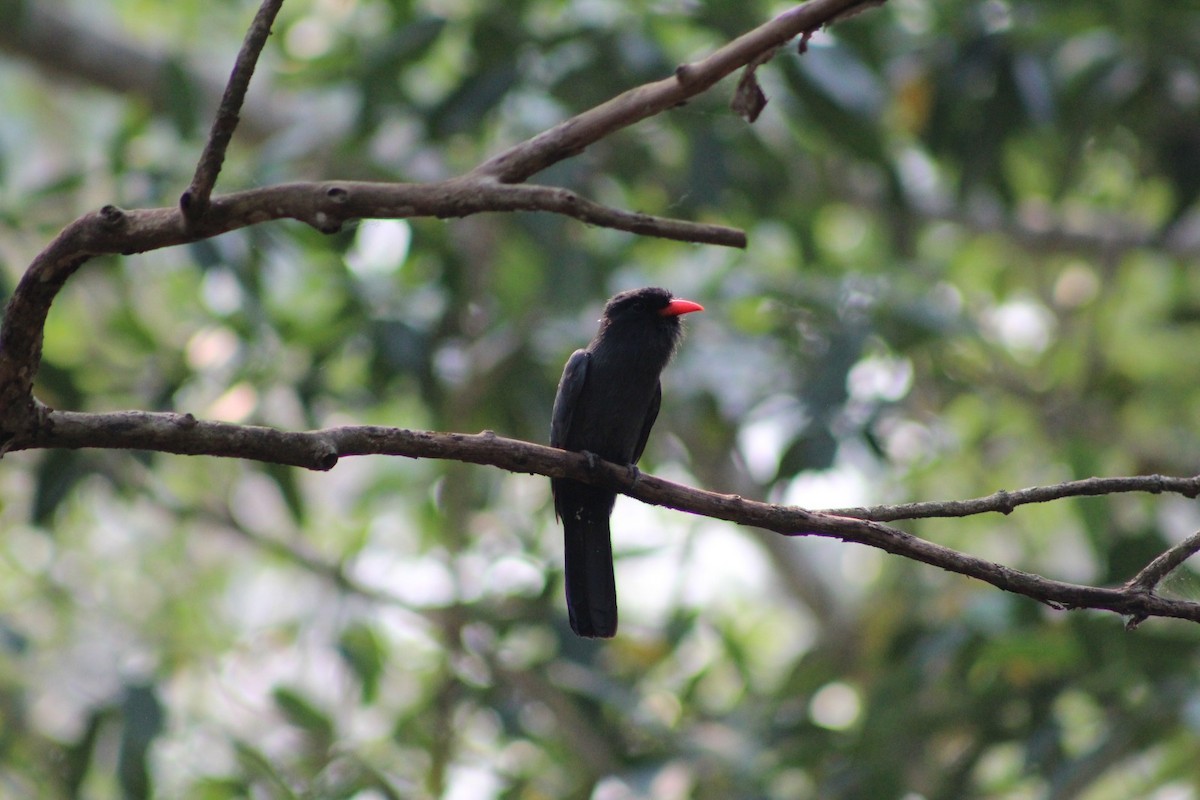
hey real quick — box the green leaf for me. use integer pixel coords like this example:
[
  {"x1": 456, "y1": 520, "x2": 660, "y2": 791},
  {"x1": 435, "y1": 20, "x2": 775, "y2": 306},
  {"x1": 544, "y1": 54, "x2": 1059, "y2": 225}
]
[
  {"x1": 32, "y1": 450, "x2": 89, "y2": 526},
  {"x1": 159, "y1": 57, "x2": 201, "y2": 138},
  {"x1": 118, "y1": 683, "x2": 164, "y2": 800},
  {"x1": 263, "y1": 462, "x2": 306, "y2": 525},
  {"x1": 272, "y1": 686, "x2": 334, "y2": 746},
  {"x1": 338, "y1": 622, "x2": 387, "y2": 704}
]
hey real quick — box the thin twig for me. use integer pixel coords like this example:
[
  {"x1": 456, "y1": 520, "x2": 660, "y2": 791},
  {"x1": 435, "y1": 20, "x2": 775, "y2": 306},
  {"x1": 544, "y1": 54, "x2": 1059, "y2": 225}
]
[
  {"x1": 825, "y1": 474, "x2": 1200, "y2": 521},
  {"x1": 181, "y1": 0, "x2": 286, "y2": 223},
  {"x1": 1125, "y1": 530, "x2": 1200, "y2": 594}
]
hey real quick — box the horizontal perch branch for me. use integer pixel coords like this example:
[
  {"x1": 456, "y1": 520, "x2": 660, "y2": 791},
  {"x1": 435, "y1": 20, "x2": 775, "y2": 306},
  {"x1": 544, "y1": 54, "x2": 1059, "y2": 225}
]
[
  {"x1": 0, "y1": 179, "x2": 742, "y2": 433},
  {"x1": 11, "y1": 409, "x2": 1200, "y2": 628}
]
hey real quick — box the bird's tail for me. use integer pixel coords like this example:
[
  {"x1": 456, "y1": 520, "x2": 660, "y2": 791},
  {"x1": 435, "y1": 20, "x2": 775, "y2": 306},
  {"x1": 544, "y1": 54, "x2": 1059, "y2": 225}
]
[{"x1": 563, "y1": 515, "x2": 618, "y2": 638}]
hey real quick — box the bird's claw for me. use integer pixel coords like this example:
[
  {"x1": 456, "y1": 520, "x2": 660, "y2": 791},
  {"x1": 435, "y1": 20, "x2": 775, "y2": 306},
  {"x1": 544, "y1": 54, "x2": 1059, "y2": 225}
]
[
  {"x1": 626, "y1": 464, "x2": 641, "y2": 487},
  {"x1": 582, "y1": 450, "x2": 599, "y2": 471}
]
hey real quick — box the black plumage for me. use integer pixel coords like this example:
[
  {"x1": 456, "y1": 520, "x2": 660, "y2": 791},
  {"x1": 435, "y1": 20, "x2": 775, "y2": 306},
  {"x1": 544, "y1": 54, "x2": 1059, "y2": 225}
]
[{"x1": 550, "y1": 287, "x2": 703, "y2": 638}]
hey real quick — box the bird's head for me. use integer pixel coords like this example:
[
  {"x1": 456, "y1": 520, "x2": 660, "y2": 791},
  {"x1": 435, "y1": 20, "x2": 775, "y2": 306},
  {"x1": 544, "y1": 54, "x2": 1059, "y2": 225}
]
[
  {"x1": 594, "y1": 287, "x2": 704, "y2": 364},
  {"x1": 601, "y1": 286, "x2": 704, "y2": 326}
]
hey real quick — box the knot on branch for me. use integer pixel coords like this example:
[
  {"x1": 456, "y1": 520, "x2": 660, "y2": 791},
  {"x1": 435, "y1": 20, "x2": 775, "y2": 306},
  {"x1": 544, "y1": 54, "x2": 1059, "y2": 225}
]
[
  {"x1": 1125, "y1": 612, "x2": 1150, "y2": 631},
  {"x1": 315, "y1": 447, "x2": 339, "y2": 471},
  {"x1": 99, "y1": 205, "x2": 128, "y2": 231},
  {"x1": 304, "y1": 186, "x2": 351, "y2": 234},
  {"x1": 179, "y1": 189, "x2": 210, "y2": 225}
]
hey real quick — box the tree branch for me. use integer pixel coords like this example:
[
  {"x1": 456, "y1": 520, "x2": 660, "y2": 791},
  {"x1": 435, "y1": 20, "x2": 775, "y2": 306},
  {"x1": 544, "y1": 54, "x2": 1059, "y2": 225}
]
[
  {"x1": 472, "y1": 0, "x2": 880, "y2": 182},
  {"x1": 181, "y1": 0, "x2": 285, "y2": 222},
  {"x1": 0, "y1": 179, "x2": 742, "y2": 437},
  {"x1": 12, "y1": 409, "x2": 1200, "y2": 627},
  {"x1": 1125, "y1": 530, "x2": 1200, "y2": 595},
  {"x1": 824, "y1": 474, "x2": 1200, "y2": 521}
]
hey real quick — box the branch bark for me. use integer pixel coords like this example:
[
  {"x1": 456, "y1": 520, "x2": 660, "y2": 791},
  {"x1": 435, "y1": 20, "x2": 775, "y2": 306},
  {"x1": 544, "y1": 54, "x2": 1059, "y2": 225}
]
[
  {"x1": 826, "y1": 474, "x2": 1200, "y2": 521},
  {"x1": 472, "y1": 0, "x2": 877, "y2": 183},
  {"x1": 182, "y1": 0, "x2": 286, "y2": 222},
  {"x1": 11, "y1": 410, "x2": 1200, "y2": 628}
]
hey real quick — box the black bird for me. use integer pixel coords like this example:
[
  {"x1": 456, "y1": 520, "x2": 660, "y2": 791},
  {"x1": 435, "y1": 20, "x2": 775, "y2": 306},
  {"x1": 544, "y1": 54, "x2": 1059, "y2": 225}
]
[{"x1": 550, "y1": 287, "x2": 704, "y2": 637}]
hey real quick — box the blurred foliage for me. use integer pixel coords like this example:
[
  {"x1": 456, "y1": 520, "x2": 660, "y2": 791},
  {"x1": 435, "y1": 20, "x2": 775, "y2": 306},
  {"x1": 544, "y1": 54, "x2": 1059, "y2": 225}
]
[{"x1": 3, "y1": 0, "x2": 1200, "y2": 797}]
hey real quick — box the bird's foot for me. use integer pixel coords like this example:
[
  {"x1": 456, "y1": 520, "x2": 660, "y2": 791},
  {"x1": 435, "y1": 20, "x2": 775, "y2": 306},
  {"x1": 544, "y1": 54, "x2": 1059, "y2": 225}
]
[
  {"x1": 626, "y1": 464, "x2": 642, "y2": 487},
  {"x1": 582, "y1": 450, "x2": 600, "y2": 472}
]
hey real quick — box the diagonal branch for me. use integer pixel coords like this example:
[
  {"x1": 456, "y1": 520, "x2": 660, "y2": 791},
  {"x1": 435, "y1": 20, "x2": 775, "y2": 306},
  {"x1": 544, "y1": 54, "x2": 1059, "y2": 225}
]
[
  {"x1": 181, "y1": 0, "x2": 286, "y2": 222},
  {"x1": 12, "y1": 409, "x2": 1200, "y2": 627},
  {"x1": 1125, "y1": 530, "x2": 1200, "y2": 595},
  {"x1": 473, "y1": 0, "x2": 879, "y2": 183}
]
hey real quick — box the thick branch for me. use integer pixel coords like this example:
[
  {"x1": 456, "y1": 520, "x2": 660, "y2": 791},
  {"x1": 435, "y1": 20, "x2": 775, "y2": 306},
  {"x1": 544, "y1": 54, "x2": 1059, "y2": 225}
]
[
  {"x1": 13, "y1": 409, "x2": 1200, "y2": 627},
  {"x1": 0, "y1": 181, "x2": 741, "y2": 432}
]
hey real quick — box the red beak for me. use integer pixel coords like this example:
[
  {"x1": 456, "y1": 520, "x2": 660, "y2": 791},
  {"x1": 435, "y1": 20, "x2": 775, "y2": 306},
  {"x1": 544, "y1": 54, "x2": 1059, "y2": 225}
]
[{"x1": 659, "y1": 298, "x2": 705, "y2": 317}]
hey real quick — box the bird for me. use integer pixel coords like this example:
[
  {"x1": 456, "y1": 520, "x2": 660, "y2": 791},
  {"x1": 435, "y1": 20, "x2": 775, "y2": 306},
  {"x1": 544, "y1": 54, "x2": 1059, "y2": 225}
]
[{"x1": 550, "y1": 287, "x2": 704, "y2": 638}]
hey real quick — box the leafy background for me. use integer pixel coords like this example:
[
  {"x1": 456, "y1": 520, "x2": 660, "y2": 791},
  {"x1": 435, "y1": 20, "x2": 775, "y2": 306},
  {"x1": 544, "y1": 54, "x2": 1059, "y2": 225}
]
[{"x1": 3, "y1": 0, "x2": 1200, "y2": 797}]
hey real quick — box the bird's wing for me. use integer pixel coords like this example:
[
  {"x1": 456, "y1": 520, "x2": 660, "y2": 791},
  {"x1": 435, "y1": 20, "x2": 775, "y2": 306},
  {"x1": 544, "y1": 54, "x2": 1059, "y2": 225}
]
[
  {"x1": 631, "y1": 381, "x2": 662, "y2": 464},
  {"x1": 550, "y1": 349, "x2": 590, "y2": 448}
]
